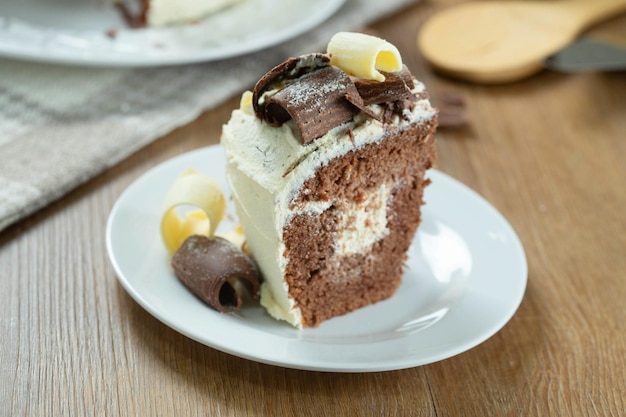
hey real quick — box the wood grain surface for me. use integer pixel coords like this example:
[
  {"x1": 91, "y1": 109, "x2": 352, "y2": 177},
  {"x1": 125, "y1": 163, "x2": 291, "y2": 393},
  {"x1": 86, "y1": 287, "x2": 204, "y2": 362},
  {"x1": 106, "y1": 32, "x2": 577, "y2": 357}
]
[{"x1": 2, "y1": 1, "x2": 625, "y2": 415}]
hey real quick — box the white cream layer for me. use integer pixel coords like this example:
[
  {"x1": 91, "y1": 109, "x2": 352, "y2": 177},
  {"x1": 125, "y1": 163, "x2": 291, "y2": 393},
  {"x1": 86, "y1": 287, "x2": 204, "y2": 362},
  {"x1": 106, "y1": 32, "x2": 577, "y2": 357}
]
[
  {"x1": 221, "y1": 82, "x2": 436, "y2": 327},
  {"x1": 147, "y1": 0, "x2": 243, "y2": 26}
]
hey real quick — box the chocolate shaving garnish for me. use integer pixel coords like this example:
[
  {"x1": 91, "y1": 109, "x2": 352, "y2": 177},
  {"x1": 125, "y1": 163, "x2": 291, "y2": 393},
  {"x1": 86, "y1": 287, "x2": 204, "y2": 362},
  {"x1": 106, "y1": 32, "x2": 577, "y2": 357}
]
[
  {"x1": 253, "y1": 56, "x2": 432, "y2": 143},
  {"x1": 115, "y1": 0, "x2": 149, "y2": 28},
  {"x1": 433, "y1": 91, "x2": 470, "y2": 129},
  {"x1": 344, "y1": 85, "x2": 381, "y2": 122},
  {"x1": 353, "y1": 65, "x2": 415, "y2": 105},
  {"x1": 171, "y1": 235, "x2": 261, "y2": 313},
  {"x1": 105, "y1": 28, "x2": 118, "y2": 39},
  {"x1": 378, "y1": 98, "x2": 419, "y2": 124},
  {"x1": 381, "y1": 102, "x2": 396, "y2": 124},
  {"x1": 264, "y1": 65, "x2": 362, "y2": 144},
  {"x1": 437, "y1": 108, "x2": 470, "y2": 129},
  {"x1": 253, "y1": 53, "x2": 330, "y2": 125},
  {"x1": 438, "y1": 91, "x2": 466, "y2": 106},
  {"x1": 347, "y1": 128, "x2": 355, "y2": 144}
]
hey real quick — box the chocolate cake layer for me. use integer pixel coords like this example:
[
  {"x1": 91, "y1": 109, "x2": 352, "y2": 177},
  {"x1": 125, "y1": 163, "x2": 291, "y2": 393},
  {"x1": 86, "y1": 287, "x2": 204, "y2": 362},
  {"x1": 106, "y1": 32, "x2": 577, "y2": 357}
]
[{"x1": 283, "y1": 119, "x2": 437, "y2": 327}]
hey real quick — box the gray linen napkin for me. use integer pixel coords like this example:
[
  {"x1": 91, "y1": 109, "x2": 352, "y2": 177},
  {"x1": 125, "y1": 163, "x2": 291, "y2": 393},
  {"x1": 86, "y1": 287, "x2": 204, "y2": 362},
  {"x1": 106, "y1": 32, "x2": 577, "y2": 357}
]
[{"x1": 0, "y1": 0, "x2": 417, "y2": 232}]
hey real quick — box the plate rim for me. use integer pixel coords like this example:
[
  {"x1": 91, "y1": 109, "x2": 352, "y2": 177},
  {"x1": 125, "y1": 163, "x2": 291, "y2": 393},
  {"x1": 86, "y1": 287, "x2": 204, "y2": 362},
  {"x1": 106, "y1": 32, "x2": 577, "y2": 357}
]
[{"x1": 106, "y1": 145, "x2": 528, "y2": 372}]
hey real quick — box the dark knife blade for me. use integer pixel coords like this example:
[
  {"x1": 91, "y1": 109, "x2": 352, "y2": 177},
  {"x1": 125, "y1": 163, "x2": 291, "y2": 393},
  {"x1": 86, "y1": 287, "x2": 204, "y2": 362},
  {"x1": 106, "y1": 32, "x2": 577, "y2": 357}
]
[{"x1": 545, "y1": 35, "x2": 626, "y2": 72}]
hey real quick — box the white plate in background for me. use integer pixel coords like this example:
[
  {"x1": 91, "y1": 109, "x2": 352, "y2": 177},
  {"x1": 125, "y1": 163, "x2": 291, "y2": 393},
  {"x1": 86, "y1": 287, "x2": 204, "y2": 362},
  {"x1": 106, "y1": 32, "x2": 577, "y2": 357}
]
[{"x1": 0, "y1": 0, "x2": 345, "y2": 66}]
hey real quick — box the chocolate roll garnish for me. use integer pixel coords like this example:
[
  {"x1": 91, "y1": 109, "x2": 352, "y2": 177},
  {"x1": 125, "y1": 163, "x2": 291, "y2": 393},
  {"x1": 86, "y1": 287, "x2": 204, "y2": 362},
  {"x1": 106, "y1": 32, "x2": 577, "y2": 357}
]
[
  {"x1": 253, "y1": 55, "x2": 428, "y2": 144},
  {"x1": 353, "y1": 65, "x2": 416, "y2": 106},
  {"x1": 254, "y1": 54, "x2": 383, "y2": 144},
  {"x1": 171, "y1": 235, "x2": 261, "y2": 313},
  {"x1": 253, "y1": 53, "x2": 331, "y2": 125},
  {"x1": 264, "y1": 65, "x2": 362, "y2": 144}
]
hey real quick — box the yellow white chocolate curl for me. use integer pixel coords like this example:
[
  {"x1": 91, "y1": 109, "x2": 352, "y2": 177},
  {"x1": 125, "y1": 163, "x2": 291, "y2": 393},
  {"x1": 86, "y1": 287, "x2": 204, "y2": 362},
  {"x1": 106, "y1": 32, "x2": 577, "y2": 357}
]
[
  {"x1": 161, "y1": 169, "x2": 226, "y2": 255},
  {"x1": 327, "y1": 32, "x2": 403, "y2": 82},
  {"x1": 240, "y1": 91, "x2": 254, "y2": 115}
]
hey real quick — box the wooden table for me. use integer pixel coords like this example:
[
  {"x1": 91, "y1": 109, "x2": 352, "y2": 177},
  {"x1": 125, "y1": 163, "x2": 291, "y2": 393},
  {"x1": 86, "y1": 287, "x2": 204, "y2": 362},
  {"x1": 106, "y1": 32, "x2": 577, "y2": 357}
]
[{"x1": 2, "y1": 1, "x2": 625, "y2": 415}]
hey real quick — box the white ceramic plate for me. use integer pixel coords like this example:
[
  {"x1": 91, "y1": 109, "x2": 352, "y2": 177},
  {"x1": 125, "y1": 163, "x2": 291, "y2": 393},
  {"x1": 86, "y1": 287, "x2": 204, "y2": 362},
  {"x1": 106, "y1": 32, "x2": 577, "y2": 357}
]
[
  {"x1": 0, "y1": 0, "x2": 345, "y2": 67},
  {"x1": 106, "y1": 145, "x2": 527, "y2": 372}
]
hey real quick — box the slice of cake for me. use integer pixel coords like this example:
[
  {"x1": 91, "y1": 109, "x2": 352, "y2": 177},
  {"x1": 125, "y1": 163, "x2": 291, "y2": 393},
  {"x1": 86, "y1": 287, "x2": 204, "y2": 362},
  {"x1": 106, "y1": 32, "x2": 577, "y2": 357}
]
[
  {"x1": 221, "y1": 32, "x2": 438, "y2": 328},
  {"x1": 115, "y1": 0, "x2": 245, "y2": 27}
]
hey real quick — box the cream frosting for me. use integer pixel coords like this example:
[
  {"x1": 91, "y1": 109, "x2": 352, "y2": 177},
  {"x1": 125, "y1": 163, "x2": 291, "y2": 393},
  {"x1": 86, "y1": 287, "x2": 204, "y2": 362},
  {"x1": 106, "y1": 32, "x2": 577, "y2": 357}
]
[
  {"x1": 147, "y1": 0, "x2": 244, "y2": 26},
  {"x1": 336, "y1": 183, "x2": 391, "y2": 256},
  {"x1": 221, "y1": 82, "x2": 436, "y2": 327}
]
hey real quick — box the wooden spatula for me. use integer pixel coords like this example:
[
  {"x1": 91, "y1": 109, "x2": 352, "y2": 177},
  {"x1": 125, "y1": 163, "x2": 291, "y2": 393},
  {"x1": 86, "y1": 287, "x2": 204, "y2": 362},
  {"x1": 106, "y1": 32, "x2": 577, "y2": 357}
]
[{"x1": 417, "y1": 0, "x2": 626, "y2": 83}]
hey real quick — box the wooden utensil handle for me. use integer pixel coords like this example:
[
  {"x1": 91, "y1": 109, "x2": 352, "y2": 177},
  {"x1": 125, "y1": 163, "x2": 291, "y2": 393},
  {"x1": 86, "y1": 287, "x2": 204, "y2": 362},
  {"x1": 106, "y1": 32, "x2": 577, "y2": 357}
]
[{"x1": 564, "y1": 0, "x2": 626, "y2": 29}]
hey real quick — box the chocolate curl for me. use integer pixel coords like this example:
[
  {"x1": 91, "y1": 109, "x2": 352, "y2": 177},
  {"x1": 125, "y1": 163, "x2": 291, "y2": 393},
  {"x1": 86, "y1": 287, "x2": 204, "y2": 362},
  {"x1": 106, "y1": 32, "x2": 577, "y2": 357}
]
[
  {"x1": 253, "y1": 53, "x2": 330, "y2": 126},
  {"x1": 253, "y1": 55, "x2": 425, "y2": 144},
  {"x1": 353, "y1": 65, "x2": 416, "y2": 106},
  {"x1": 434, "y1": 91, "x2": 470, "y2": 129},
  {"x1": 344, "y1": 86, "x2": 381, "y2": 122},
  {"x1": 264, "y1": 66, "x2": 361, "y2": 144},
  {"x1": 171, "y1": 235, "x2": 260, "y2": 313}
]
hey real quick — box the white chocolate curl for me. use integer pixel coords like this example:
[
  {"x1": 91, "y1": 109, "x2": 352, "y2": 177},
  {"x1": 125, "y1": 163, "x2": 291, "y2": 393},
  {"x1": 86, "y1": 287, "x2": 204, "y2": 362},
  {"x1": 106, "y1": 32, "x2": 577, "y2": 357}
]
[
  {"x1": 327, "y1": 32, "x2": 403, "y2": 82},
  {"x1": 239, "y1": 91, "x2": 254, "y2": 115},
  {"x1": 161, "y1": 169, "x2": 226, "y2": 255}
]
